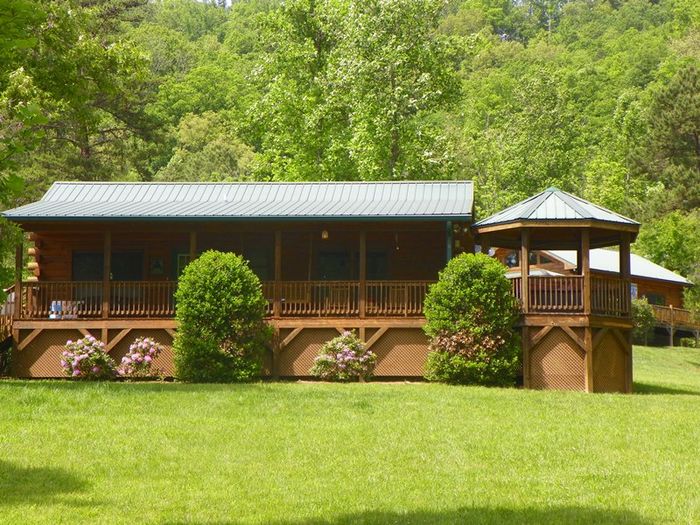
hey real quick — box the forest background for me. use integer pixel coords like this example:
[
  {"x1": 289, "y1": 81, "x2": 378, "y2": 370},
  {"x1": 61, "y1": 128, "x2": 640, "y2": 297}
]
[{"x1": 1, "y1": 0, "x2": 699, "y2": 309}]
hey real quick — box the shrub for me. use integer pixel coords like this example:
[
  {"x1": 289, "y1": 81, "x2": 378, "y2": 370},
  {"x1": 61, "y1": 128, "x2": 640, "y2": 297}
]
[
  {"x1": 173, "y1": 250, "x2": 271, "y2": 382},
  {"x1": 679, "y1": 337, "x2": 699, "y2": 348},
  {"x1": 61, "y1": 336, "x2": 116, "y2": 380},
  {"x1": 423, "y1": 253, "x2": 520, "y2": 386},
  {"x1": 310, "y1": 330, "x2": 377, "y2": 382},
  {"x1": 632, "y1": 297, "x2": 656, "y2": 345},
  {"x1": 117, "y1": 337, "x2": 164, "y2": 378}
]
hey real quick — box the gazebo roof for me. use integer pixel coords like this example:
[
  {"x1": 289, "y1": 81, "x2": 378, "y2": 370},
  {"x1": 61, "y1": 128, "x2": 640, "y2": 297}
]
[
  {"x1": 473, "y1": 188, "x2": 639, "y2": 250},
  {"x1": 473, "y1": 187, "x2": 639, "y2": 229}
]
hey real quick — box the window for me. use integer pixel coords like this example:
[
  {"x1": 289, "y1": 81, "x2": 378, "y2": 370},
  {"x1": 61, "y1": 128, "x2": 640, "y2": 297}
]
[
  {"x1": 644, "y1": 292, "x2": 665, "y2": 306},
  {"x1": 631, "y1": 283, "x2": 638, "y2": 300},
  {"x1": 72, "y1": 251, "x2": 144, "y2": 281}
]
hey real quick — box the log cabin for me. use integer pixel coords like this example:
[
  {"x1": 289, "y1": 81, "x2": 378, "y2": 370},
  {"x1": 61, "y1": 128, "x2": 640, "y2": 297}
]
[
  {"x1": 1, "y1": 182, "x2": 670, "y2": 391},
  {"x1": 1, "y1": 181, "x2": 474, "y2": 379}
]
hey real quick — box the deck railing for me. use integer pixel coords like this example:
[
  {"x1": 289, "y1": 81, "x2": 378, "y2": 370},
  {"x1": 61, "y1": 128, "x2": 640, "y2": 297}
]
[
  {"x1": 110, "y1": 281, "x2": 176, "y2": 318},
  {"x1": 591, "y1": 275, "x2": 630, "y2": 317},
  {"x1": 510, "y1": 275, "x2": 630, "y2": 317},
  {"x1": 19, "y1": 281, "x2": 103, "y2": 319},
  {"x1": 17, "y1": 279, "x2": 432, "y2": 319},
  {"x1": 366, "y1": 280, "x2": 432, "y2": 317},
  {"x1": 651, "y1": 305, "x2": 700, "y2": 329}
]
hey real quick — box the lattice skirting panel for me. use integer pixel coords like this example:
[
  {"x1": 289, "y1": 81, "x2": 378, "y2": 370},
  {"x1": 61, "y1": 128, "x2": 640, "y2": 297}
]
[
  {"x1": 277, "y1": 327, "x2": 430, "y2": 377},
  {"x1": 13, "y1": 328, "x2": 174, "y2": 378},
  {"x1": 592, "y1": 329, "x2": 629, "y2": 393},
  {"x1": 14, "y1": 325, "x2": 431, "y2": 378},
  {"x1": 529, "y1": 327, "x2": 586, "y2": 391}
]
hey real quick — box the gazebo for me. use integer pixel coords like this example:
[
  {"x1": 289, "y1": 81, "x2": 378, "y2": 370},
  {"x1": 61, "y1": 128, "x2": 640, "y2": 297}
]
[{"x1": 473, "y1": 188, "x2": 640, "y2": 393}]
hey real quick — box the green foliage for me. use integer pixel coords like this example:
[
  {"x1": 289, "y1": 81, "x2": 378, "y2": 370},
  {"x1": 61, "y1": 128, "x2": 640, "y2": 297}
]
[
  {"x1": 173, "y1": 250, "x2": 271, "y2": 382},
  {"x1": 631, "y1": 297, "x2": 656, "y2": 345},
  {"x1": 423, "y1": 253, "x2": 520, "y2": 386},
  {"x1": 634, "y1": 210, "x2": 700, "y2": 278},
  {"x1": 310, "y1": 330, "x2": 377, "y2": 382}
]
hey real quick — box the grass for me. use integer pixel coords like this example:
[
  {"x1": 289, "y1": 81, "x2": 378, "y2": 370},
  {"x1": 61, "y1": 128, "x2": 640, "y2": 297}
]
[{"x1": 1, "y1": 346, "x2": 700, "y2": 524}]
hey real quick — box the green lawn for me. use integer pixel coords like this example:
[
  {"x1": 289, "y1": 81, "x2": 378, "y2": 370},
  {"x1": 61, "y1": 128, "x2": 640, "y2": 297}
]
[{"x1": 1, "y1": 346, "x2": 700, "y2": 524}]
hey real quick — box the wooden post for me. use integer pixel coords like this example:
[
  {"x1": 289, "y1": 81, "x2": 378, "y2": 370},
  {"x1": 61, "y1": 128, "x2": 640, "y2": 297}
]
[
  {"x1": 446, "y1": 221, "x2": 453, "y2": 262},
  {"x1": 102, "y1": 231, "x2": 111, "y2": 320},
  {"x1": 13, "y1": 243, "x2": 22, "y2": 320},
  {"x1": 584, "y1": 326, "x2": 594, "y2": 393},
  {"x1": 620, "y1": 232, "x2": 631, "y2": 315},
  {"x1": 273, "y1": 231, "x2": 282, "y2": 318},
  {"x1": 359, "y1": 231, "x2": 366, "y2": 318},
  {"x1": 669, "y1": 305, "x2": 674, "y2": 348},
  {"x1": 522, "y1": 326, "x2": 530, "y2": 388},
  {"x1": 581, "y1": 230, "x2": 591, "y2": 315},
  {"x1": 520, "y1": 229, "x2": 530, "y2": 313},
  {"x1": 189, "y1": 231, "x2": 197, "y2": 262}
]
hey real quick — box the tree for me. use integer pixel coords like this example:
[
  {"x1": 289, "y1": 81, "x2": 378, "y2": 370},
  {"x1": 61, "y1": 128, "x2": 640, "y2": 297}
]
[
  {"x1": 634, "y1": 210, "x2": 700, "y2": 278},
  {"x1": 640, "y1": 64, "x2": 700, "y2": 214}
]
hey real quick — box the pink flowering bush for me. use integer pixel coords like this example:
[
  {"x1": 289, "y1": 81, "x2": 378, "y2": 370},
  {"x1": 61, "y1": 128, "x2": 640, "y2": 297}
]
[
  {"x1": 61, "y1": 336, "x2": 116, "y2": 380},
  {"x1": 310, "y1": 331, "x2": 376, "y2": 382},
  {"x1": 117, "y1": 337, "x2": 164, "y2": 378}
]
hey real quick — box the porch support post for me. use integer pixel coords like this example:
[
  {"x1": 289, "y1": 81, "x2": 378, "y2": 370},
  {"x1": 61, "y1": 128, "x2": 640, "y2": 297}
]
[
  {"x1": 520, "y1": 229, "x2": 530, "y2": 313},
  {"x1": 13, "y1": 242, "x2": 22, "y2": 320},
  {"x1": 189, "y1": 231, "x2": 197, "y2": 262},
  {"x1": 619, "y1": 232, "x2": 631, "y2": 315},
  {"x1": 102, "y1": 231, "x2": 111, "y2": 320},
  {"x1": 582, "y1": 229, "x2": 591, "y2": 315},
  {"x1": 582, "y1": 229, "x2": 593, "y2": 393},
  {"x1": 359, "y1": 231, "x2": 366, "y2": 318},
  {"x1": 273, "y1": 231, "x2": 282, "y2": 319},
  {"x1": 446, "y1": 221, "x2": 453, "y2": 262}
]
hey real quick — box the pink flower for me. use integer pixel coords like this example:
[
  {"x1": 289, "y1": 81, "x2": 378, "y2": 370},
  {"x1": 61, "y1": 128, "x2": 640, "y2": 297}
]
[
  {"x1": 144, "y1": 355, "x2": 152, "y2": 363},
  {"x1": 72, "y1": 369, "x2": 81, "y2": 376}
]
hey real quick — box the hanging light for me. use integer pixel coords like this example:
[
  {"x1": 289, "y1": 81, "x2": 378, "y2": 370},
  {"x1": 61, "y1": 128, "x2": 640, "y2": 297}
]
[
  {"x1": 394, "y1": 233, "x2": 400, "y2": 251},
  {"x1": 321, "y1": 230, "x2": 329, "y2": 240}
]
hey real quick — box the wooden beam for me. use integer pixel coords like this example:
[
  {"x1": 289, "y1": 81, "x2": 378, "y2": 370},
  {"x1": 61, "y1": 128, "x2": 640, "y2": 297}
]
[
  {"x1": 365, "y1": 327, "x2": 388, "y2": 350},
  {"x1": 522, "y1": 326, "x2": 530, "y2": 388},
  {"x1": 592, "y1": 327, "x2": 609, "y2": 349},
  {"x1": 281, "y1": 327, "x2": 303, "y2": 349},
  {"x1": 106, "y1": 328, "x2": 132, "y2": 352},
  {"x1": 335, "y1": 327, "x2": 346, "y2": 335},
  {"x1": 273, "y1": 231, "x2": 282, "y2": 318},
  {"x1": 359, "y1": 231, "x2": 366, "y2": 318},
  {"x1": 584, "y1": 326, "x2": 594, "y2": 393},
  {"x1": 102, "y1": 231, "x2": 111, "y2": 319},
  {"x1": 446, "y1": 221, "x2": 453, "y2": 262},
  {"x1": 17, "y1": 328, "x2": 42, "y2": 351},
  {"x1": 561, "y1": 325, "x2": 586, "y2": 353},
  {"x1": 165, "y1": 328, "x2": 176, "y2": 338},
  {"x1": 14, "y1": 243, "x2": 22, "y2": 321},
  {"x1": 530, "y1": 325, "x2": 553, "y2": 347},
  {"x1": 78, "y1": 328, "x2": 92, "y2": 338},
  {"x1": 581, "y1": 229, "x2": 591, "y2": 315},
  {"x1": 189, "y1": 231, "x2": 197, "y2": 262},
  {"x1": 520, "y1": 229, "x2": 530, "y2": 313}
]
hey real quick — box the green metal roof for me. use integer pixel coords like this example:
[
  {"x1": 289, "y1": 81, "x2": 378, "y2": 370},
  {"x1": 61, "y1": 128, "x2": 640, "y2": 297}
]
[
  {"x1": 473, "y1": 187, "x2": 639, "y2": 228},
  {"x1": 2, "y1": 181, "x2": 474, "y2": 222}
]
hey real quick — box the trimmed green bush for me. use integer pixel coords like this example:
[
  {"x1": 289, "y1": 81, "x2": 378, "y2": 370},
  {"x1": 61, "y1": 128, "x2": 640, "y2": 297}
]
[
  {"x1": 423, "y1": 253, "x2": 520, "y2": 386},
  {"x1": 631, "y1": 297, "x2": 656, "y2": 345},
  {"x1": 173, "y1": 250, "x2": 271, "y2": 382}
]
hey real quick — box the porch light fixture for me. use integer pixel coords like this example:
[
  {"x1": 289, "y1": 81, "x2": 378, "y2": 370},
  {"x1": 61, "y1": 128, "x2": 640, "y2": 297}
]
[
  {"x1": 321, "y1": 229, "x2": 329, "y2": 240},
  {"x1": 394, "y1": 233, "x2": 400, "y2": 251}
]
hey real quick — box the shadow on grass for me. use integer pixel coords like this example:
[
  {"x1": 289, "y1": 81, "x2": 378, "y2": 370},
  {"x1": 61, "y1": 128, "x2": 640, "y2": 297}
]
[
  {"x1": 166, "y1": 506, "x2": 652, "y2": 525},
  {"x1": 0, "y1": 460, "x2": 88, "y2": 506},
  {"x1": 633, "y1": 382, "x2": 700, "y2": 396}
]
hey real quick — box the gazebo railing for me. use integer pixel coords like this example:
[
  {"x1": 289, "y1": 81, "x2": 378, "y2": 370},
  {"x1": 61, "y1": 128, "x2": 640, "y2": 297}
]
[{"x1": 511, "y1": 275, "x2": 630, "y2": 317}]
